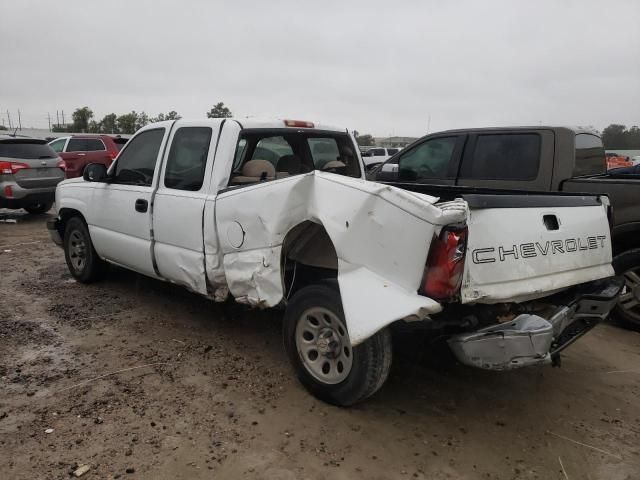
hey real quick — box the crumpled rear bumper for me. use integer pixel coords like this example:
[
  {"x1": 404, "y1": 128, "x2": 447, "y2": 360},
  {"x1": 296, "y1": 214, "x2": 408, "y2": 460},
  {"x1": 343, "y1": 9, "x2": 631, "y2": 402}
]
[{"x1": 448, "y1": 276, "x2": 624, "y2": 370}]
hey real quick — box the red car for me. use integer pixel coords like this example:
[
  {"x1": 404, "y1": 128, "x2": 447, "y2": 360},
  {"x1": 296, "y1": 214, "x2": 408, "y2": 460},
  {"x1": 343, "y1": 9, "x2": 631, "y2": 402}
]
[{"x1": 48, "y1": 135, "x2": 128, "y2": 178}]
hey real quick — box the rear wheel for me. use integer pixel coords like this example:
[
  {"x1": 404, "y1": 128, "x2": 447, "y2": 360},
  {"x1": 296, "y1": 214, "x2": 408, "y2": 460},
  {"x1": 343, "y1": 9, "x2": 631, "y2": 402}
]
[
  {"x1": 63, "y1": 216, "x2": 106, "y2": 283},
  {"x1": 24, "y1": 202, "x2": 53, "y2": 214},
  {"x1": 611, "y1": 249, "x2": 640, "y2": 329},
  {"x1": 284, "y1": 282, "x2": 392, "y2": 406}
]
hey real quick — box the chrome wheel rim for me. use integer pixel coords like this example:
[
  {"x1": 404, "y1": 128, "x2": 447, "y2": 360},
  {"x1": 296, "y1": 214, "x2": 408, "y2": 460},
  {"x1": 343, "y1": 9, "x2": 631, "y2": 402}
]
[
  {"x1": 68, "y1": 230, "x2": 87, "y2": 273},
  {"x1": 295, "y1": 307, "x2": 353, "y2": 384},
  {"x1": 618, "y1": 268, "x2": 640, "y2": 322}
]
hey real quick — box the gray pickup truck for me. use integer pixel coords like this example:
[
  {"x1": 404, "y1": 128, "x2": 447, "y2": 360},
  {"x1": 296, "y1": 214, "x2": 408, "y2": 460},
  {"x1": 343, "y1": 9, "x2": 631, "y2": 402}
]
[{"x1": 372, "y1": 126, "x2": 640, "y2": 327}]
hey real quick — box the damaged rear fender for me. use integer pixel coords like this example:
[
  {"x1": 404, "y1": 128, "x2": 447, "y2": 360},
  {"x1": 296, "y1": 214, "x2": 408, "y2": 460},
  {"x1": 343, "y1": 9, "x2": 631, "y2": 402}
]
[{"x1": 215, "y1": 172, "x2": 466, "y2": 344}]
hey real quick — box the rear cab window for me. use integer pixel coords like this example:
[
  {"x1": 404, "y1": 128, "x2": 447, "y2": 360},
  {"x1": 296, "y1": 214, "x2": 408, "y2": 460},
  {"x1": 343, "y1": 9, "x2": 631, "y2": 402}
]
[
  {"x1": 229, "y1": 129, "x2": 361, "y2": 186},
  {"x1": 574, "y1": 133, "x2": 605, "y2": 176}
]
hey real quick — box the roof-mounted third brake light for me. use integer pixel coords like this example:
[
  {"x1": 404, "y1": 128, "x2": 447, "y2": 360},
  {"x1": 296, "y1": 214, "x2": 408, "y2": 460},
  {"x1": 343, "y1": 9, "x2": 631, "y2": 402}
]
[{"x1": 284, "y1": 120, "x2": 314, "y2": 128}]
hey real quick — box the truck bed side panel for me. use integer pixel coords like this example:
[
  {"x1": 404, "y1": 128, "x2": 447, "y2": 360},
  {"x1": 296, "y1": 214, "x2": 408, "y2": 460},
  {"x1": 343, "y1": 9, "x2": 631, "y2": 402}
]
[{"x1": 214, "y1": 172, "x2": 467, "y2": 344}]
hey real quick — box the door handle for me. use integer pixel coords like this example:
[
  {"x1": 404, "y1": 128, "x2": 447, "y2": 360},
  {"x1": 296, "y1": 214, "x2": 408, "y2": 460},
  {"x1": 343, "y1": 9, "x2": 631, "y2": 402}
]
[
  {"x1": 135, "y1": 199, "x2": 148, "y2": 213},
  {"x1": 77, "y1": 153, "x2": 86, "y2": 156}
]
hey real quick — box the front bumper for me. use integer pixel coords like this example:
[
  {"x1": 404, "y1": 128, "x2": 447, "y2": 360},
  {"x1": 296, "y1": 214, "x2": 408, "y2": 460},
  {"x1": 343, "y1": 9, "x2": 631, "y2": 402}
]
[
  {"x1": 46, "y1": 217, "x2": 63, "y2": 247},
  {"x1": 448, "y1": 276, "x2": 624, "y2": 370}
]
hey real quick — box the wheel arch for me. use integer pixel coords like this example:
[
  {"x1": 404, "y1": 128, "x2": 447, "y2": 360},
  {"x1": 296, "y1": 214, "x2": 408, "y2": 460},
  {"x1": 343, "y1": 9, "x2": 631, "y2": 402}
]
[
  {"x1": 57, "y1": 207, "x2": 88, "y2": 237},
  {"x1": 280, "y1": 220, "x2": 338, "y2": 298}
]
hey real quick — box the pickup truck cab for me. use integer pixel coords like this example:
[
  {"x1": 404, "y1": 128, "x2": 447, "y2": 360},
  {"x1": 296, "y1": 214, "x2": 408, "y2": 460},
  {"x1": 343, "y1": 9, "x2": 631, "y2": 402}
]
[
  {"x1": 48, "y1": 119, "x2": 622, "y2": 405},
  {"x1": 373, "y1": 126, "x2": 640, "y2": 328}
]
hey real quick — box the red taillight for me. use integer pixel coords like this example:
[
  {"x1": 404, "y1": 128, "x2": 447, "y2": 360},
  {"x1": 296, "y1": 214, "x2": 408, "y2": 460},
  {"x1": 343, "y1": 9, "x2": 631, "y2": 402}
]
[
  {"x1": 56, "y1": 159, "x2": 66, "y2": 171},
  {"x1": 421, "y1": 227, "x2": 468, "y2": 301},
  {"x1": 284, "y1": 119, "x2": 314, "y2": 128},
  {"x1": 0, "y1": 161, "x2": 30, "y2": 175},
  {"x1": 108, "y1": 151, "x2": 117, "y2": 160},
  {"x1": 4, "y1": 185, "x2": 13, "y2": 198}
]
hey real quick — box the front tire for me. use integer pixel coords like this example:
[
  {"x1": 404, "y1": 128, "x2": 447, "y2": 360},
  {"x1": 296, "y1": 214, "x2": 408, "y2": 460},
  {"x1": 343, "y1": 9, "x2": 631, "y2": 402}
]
[
  {"x1": 611, "y1": 249, "x2": 640, "y2": 329},
  {"x1": 284, "y1": 282, "x2": 392, "y2": 406},
  {"x1": 24, "y1": 202, "x2": 53, "y2": 214},
  {"x1": 63, "y1": 216, "x2": 106, "y2": 283}
]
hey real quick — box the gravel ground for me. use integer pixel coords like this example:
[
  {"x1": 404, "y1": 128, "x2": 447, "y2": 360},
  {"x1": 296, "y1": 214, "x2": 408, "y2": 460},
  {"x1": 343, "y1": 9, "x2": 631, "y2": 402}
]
[{"x1": 1, "y1": 210, "x2": 639, "y2": 480}]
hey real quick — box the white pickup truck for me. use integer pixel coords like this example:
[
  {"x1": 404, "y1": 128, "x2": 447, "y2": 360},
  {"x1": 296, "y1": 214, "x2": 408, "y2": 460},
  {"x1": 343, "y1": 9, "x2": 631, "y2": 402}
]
[{"x1": 48, "y1": 118, "x2": 623, "y2": 405}]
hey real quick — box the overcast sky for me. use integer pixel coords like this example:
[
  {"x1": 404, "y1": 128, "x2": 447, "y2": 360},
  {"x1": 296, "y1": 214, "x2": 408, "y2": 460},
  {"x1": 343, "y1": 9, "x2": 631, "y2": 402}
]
[{"x1": 1, "y1": 0, "x2": 638, "y2": 136}]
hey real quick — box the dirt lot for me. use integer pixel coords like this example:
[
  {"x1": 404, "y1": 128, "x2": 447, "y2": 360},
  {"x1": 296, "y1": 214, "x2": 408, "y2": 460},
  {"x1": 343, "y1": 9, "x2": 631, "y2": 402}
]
[{"x1": 1, "y1": 211, "x2": 639, "y2": 480}]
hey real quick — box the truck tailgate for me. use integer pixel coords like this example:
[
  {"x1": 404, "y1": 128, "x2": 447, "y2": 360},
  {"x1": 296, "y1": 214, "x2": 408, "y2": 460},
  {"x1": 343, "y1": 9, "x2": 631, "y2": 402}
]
[{"x1": 460, "y1": 194, "x2": 614, "y2": 304}]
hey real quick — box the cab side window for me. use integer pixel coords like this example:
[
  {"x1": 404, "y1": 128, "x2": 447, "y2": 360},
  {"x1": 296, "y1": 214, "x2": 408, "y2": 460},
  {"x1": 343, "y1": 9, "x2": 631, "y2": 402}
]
[
  {"x1": 164, "y1": 127, "x2": 212, "y2": 191},
  {"x1": 112, "y1": 129, "x2": 164, "y2": 186},
  {"x1": 460, "y1": 134, "x2": 540, "y2": 181},
  {"x1": 398, "y1": 137, "x2": 457, "y2": 180}
]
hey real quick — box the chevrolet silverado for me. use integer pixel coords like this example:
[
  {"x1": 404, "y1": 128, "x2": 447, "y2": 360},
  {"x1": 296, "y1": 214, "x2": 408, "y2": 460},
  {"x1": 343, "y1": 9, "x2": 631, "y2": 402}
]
[{"x1": 48, "y1": 119, "x2": 622, "y2": 405}]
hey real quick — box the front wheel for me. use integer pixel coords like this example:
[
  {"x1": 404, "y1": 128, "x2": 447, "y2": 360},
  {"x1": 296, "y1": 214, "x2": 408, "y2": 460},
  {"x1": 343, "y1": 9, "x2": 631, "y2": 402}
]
[
  {"x1": 611, "y1": 249, "x2": 640, "y2": 329},
  {"x1": 63, "y1": 216, "x2": 107, "y2": 283},
  {"x1": 284, "y1": 282, "x2": 392, "y2": 406},
  {"x1": 24, "y1": 202, "x2": 53, "y2": 214}
]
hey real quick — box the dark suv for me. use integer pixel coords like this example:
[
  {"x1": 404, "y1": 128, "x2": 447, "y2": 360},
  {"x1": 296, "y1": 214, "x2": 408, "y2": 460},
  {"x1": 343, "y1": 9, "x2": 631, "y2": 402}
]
[
  {"x1": 48, "y1": 135, "x2": 128, "y2": 178},
  {"x1": 0, "y1": 135, "x2": 65, "y2": 214}
]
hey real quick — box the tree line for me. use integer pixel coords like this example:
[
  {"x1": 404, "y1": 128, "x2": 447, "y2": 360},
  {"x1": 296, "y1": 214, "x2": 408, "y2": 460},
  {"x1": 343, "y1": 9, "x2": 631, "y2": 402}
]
[
  {"x1": 52, "y1": 102, "x2": 233, "y2": 134},
  {"x1": 601, "y1": 124, "x2": 640, "y2": 150}
]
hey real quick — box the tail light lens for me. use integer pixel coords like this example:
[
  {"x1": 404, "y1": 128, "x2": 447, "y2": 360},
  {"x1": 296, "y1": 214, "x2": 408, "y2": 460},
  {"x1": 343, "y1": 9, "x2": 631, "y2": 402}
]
[
  {"x1": 0, "y1": 161, "x2": 30, "y2": 175},
  {"x1": 108, "y1": 151, "x2": 117, "y2": 160},
  {"x1": 421, "y1": 227, "x2": 468, "y2": 301},
  {"x1": 56, "y1": 159, "x2": 66, "y2": 171},
  {"x1": 4, "y1": 185, "x2": 13, "y2": 198}
]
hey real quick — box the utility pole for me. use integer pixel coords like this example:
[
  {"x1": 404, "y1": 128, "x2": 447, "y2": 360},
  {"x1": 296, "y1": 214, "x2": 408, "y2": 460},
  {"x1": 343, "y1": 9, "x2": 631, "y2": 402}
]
[
  {"x1": 56, "y1": 110, "x2": 60, "y2": 127},
  {"x1": 62, "y1": 110, "x2": 65, "y2": 126},
  {"x1": 6, "y1": 110, "x2": 12, "y2": 130},
  {"x1": 47, "y1": 112, "x2": 52, "y2": 131},
  {"x1": 17, "y1": 109, "x2": 22, "y2": 130}
]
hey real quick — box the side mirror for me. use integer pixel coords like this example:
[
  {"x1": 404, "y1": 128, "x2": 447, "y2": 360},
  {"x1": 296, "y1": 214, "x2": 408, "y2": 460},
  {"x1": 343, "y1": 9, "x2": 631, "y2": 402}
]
[
  {"x1": 376, "y1": 163, "x2": 399, "y2": 181},
  {"x1": 83, "y1": 163, "x2": 108, "y2": 182}
]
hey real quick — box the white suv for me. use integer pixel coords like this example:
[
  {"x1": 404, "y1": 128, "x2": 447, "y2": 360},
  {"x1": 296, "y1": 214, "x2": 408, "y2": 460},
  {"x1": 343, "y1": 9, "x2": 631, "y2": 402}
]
[{"x1": 361, "y1": 147, "x2": 401, "y2": 167}]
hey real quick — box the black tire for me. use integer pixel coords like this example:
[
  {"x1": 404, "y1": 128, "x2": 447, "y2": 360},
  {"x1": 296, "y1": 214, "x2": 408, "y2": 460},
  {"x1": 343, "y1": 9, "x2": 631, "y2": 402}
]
[
  {"x1": 24, "y1": 202, "x2": 53, "y2": 215},
  {"x1": 63, "y1": 216, "x2": 107, "y2": 283},
  {"x1": 611, "y1": 249, "x2": 640, "y2": 329},
  {"x1": 284, "y1": 281, "x2": 392, "y2": 406}
]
